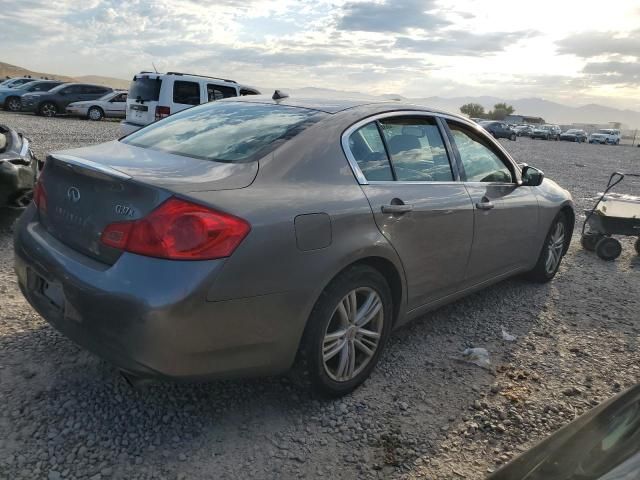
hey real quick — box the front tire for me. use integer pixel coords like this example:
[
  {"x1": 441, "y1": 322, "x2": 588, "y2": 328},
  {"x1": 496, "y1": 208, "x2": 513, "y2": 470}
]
[
  {"x1": 88, "y1": 106, "x2": 104, "y2": 121},
  {"x1": 527, "y1": 213, "x2": 568, "y2": 282},
  {"x1": 635, "y1": 238, "x2": 640, "y2": 255},
  {"x1": 39, "y1": 102, "x2": 57, "y2": 117},
  {"x1": 295, "y1": 265, "x2": 393, "y2": 397},
  {"x1": 510, "y1": 133, "x2": 516, "y2": 141}
]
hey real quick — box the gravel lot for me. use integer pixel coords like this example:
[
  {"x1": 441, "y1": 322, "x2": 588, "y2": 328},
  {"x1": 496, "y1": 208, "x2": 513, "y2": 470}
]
[{"x1": 1, "y1": 112, "x2": 639, "y2": 480}]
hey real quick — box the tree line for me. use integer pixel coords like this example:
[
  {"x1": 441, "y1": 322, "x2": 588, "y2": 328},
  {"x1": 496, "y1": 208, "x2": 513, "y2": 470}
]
[{"x1": 460, "y1": 102, "x2": 515, "y2": 121}]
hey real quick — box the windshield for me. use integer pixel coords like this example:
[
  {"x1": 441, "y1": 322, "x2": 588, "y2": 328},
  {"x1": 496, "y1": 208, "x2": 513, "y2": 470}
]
[
  {"x1": 15, "y1": 81, "x2": 38, "y2": 91},
  {"x1": 129, "y1": 76, "x2": 162, "y2": 102},
  {"x1": 566, "y1": 129, "x2": 580, "y2": 133},
  {"x1": 596, "y1": 129, "x2": 613, "y2": 134},
  {"x1": 122, "y1": 101, "x2": 327, "y2": 163}
]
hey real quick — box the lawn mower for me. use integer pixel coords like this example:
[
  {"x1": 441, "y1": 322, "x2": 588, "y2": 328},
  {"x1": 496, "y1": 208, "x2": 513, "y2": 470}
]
[{"x1": 581, "y1": 171, "x2": 640, "y2": 260}]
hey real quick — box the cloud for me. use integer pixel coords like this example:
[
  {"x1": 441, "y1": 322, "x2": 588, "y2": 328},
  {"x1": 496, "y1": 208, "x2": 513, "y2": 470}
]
[
  {"x1": 582, "y1": 61, "x2": 640, "y2": 85},
  {"x1": 337, "y1": 0, "x2": 450, "y2": 33},
  {"x1": 556, "y1": 30, "x2": 640, "y2": 58},
  {"x1": 395, "y1": 30, "x2": 538, "y2": 56}
]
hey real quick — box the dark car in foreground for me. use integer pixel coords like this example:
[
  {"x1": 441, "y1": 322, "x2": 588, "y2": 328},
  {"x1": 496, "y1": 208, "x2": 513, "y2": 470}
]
[
  {"x1": 14, "y1": 96, "x2": 574, "y2": 396},
  {"x1": 21, "y1": 83, "x2": 112, "y2": 117},
  {"x1": 479, "y1": 121, "x2": 517, "y2": 140},
  {"x1": 560, "y1": 129, "x2": 588, "y2": 143},
  {"x1": 0, "y1": 80, "x2": 65, "y2": 112},
  {"x1": 0, "y1": 125, "x2": 37, "y2": 207},
  {"x1": 490, "y1": 383, "x2": 640, "y2": 480}
]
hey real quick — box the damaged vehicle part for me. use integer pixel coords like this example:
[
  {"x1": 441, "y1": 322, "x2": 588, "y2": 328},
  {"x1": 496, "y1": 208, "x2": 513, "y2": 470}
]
[{"x1": 0, "y1": 125, "x2": 38, "y2": 208}]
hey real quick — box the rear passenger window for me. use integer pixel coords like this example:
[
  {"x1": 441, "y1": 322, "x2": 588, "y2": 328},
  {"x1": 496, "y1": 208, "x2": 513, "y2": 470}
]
[
  {"x1": 173, "y1": 81, "x2": 200, "y2": 105},
  {"x1": 378, "y1": 117, "x2": 453, "y2": 181},
  {"x1": 207, "y1": 84, "x2": 237, "y2": 101},
  {"x1": 348, "y1": 123, "x2": 393, "y2": 181}
]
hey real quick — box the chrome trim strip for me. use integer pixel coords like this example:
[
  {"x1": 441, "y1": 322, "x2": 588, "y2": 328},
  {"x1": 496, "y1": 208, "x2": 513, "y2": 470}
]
[
  {"x1": 52, "y1": 154, "x2": 132, "y2": 180},
  {"x1": 19, "y1": 137, "x2": 30, "y2": 158},
  {"x1": 340, "y1": 110, "x2": 516, "y2": 185}
]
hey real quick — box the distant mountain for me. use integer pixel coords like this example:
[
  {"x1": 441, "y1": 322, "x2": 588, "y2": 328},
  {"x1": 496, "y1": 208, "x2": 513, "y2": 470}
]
[
  {"x1": 0, "y1": 61, "x2": 130, "y2": 90},
  {"x1": 269, "y1": 86, "x2": 640, "y2": 129}
]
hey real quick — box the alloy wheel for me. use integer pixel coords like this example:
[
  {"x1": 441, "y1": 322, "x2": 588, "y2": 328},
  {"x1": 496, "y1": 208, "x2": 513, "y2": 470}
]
[
  {"x1": 89, "y1": 108, "x2": 103, "y2": 120},
  {"x1": 545, "y1": 221, "x2": 565, "y2": 274},
  {"x1": 41, "y1": 103, "x2": 56, "y2": 117},
  {"x1": 322, "y1": 287, "x2": 384, "y2": 382},
  {"x1": 7, "y1": 98, "x2": 21, "y2": 112}
]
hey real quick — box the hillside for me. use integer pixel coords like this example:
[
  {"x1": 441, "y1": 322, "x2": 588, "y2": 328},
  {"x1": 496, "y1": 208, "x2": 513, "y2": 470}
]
[{"x1": 0, "y1": 62, "x2": 130, "y2": 89}]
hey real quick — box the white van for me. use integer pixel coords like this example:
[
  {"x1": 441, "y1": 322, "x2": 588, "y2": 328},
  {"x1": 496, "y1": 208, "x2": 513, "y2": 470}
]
[{"x1": 120, "y1": 72, "x2": 260, "y2": 136}]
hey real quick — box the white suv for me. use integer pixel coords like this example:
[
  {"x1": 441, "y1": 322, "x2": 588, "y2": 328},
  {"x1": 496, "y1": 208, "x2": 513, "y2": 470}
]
[
  {"x1": 120, "y1": 72, "x2": 260, "y2": 136},
  {"x1": 589, "y1": 128, "x2": 621, "y2": 145}
]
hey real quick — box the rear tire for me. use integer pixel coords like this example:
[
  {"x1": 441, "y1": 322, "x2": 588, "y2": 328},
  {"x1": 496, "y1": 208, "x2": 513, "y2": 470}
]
[
  {"x1": 527, "y1": 212, "x2": 568, "y2": 282},
  {"x1": 294, "y1": 265, "x2": 393, "y2": 397},
  {"x1": 581, "y1": 232, "x2": 603, "y2": 252},
  {"x1": 635, "y1": 238, "x2": 640, "y2": 255},
  {"x1": 595, "y1": 237, "x2": 622, "y2": 261}
]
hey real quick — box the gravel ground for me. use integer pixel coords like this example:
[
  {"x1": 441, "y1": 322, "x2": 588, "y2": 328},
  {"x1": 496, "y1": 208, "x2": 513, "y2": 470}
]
[{"x1": 0, "y1": 112, "x2": 639, "y2": 480}]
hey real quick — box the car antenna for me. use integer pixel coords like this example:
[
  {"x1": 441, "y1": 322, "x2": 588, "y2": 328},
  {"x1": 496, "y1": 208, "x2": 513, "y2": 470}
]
[
  {"x1": 272, "y1": 90, "x2": 289, "y2": 100},
  {"x1": 152, "y1": 62, "x2": 158, "y2": 73}
]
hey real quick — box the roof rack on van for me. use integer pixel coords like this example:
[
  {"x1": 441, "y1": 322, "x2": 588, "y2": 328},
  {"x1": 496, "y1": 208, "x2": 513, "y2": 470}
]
[{"x1": 165, "y1": 72, "x2": 237, "y2": 84}]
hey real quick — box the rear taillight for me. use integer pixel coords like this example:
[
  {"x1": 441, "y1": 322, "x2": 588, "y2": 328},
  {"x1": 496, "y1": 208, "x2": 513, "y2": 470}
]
[
  {"x1": 33, "y1": 179, "x2": 47, "y2": 214},
  {"x1": 101, "y1": 197, "x2": 250, "y2": 260},
  {"x1": 155, "y1": 106, "x2": 170, "y2": 121}
]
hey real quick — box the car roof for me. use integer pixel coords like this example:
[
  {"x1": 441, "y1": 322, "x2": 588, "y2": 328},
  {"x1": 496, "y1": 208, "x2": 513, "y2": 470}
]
[{"x1": 224, "y1": 94, "x2": 465, "y2": 118}]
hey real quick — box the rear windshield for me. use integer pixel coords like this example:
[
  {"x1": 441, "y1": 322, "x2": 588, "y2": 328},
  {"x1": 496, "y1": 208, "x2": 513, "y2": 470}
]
[
  {"x1": 129, "y1": 76, "x2": 162, "y2": 102},
  {"x1": 121, "y1": 101, "x2": 327, "y2": 163}
]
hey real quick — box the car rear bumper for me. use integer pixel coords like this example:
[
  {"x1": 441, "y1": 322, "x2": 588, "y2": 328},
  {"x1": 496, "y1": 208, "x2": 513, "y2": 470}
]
[
  {"x1": 120, "y1": 121, "x2": 145, "y2": 137},
  {"x1": 14, "y1": 205, "x2": 303, "y2": 381}
]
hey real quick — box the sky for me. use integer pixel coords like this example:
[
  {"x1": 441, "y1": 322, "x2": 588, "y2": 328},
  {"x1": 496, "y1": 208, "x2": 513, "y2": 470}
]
[{"x1": 1, "y1": 0, "x2": 639, "y2": 109}]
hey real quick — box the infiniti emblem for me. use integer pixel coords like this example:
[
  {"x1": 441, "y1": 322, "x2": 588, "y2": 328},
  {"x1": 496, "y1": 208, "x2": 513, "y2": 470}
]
[{"x1": 67, "y1": 186, "x2": 81, "y2": 203}]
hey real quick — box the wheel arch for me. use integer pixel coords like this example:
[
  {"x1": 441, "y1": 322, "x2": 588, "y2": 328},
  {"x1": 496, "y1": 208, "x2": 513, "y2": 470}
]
[
  {"x1": 309, "y1": 254, "x2": 406, "y2": 332},
  {"x1": 560, "y1": 203, "x2": 575, "y2": 253},
  {"x1": 88, "y1": 105, "x2": 104, "y2": 116}
]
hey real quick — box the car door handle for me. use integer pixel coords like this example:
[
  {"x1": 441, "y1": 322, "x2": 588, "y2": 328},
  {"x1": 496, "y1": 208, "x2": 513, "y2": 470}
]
[
  {"x1": 381, "y1": 204, "x2": 413, "y2": 214},
  {"x1": 476, "y1": 200, "x2": 495, "y2": 210}
]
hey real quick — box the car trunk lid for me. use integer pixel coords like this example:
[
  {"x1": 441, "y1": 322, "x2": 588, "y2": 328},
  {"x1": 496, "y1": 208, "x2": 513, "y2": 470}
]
[{"x1": 38, "y1": 143, "x2": 258, "y2": 264}]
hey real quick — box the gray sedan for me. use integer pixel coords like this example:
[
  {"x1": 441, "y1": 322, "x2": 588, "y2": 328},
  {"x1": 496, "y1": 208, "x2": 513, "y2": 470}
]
[
  {"x1": 14, "y1": 96, "x2": 574, "y2": 396},
  {"x1": 65, "y1": 91, "x2": 128, "y2": 120}
]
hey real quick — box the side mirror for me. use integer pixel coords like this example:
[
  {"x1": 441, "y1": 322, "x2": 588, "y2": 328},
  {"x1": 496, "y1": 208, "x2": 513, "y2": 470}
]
[{"x1": 521, "y1": 165, "x2": 544, "y2": 187}]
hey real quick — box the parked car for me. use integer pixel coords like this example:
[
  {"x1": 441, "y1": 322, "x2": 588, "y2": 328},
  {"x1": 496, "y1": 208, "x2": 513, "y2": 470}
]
[
  {"x1": 0, "y1": 77, "x2": 37, "y2": 89},
  {"x1": 560, "y1": 128, "x2": 588, "y2": 142},
  {"x1": 15, "y1": 96, "x2": 574, "y2": 396},
  {"x1": 531, "y1": 124, "x2": 561, "y2": 140},
  {"x1": 65, "y1": 90, "x2": 128, "y2": 120},
  {"x1": 120, "y1": 71, "x2": 260, "y2": 136},
  {"x1": 0, "y1": 80, "x2": 65, "y2": 112},
  {"x1": 21, "y1": 83, "x2": 113, "y2": 117},
  {"x1": 490, "y1": 383, "x2": 640, "y2": 480},
  {"x1": 514, "y1": 124, "x2": 534, "y2": 137},
  {"x1": 479, "y1": 121, "x2": 517, "y2": 140},
  {"x1": 0, "y1": 124, "x2": 37, "y2": 208},
  {"x1": 589, "y1": 128, "x2": 621, "y2": 145}
]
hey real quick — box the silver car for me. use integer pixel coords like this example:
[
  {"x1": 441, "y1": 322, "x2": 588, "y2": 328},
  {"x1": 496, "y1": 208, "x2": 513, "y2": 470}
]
[
  {"x1": 14, "y1": 96, "x2": 574, "y2": 396},
  {"x1": 65, "y1": 90, "x2": 128, "y2": 120}
]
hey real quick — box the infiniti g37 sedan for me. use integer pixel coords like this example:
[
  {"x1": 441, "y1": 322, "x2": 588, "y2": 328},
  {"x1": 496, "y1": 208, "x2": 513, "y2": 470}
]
[{"x1": 14, "y1": 97, "x2": 574, "y2": 396}]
